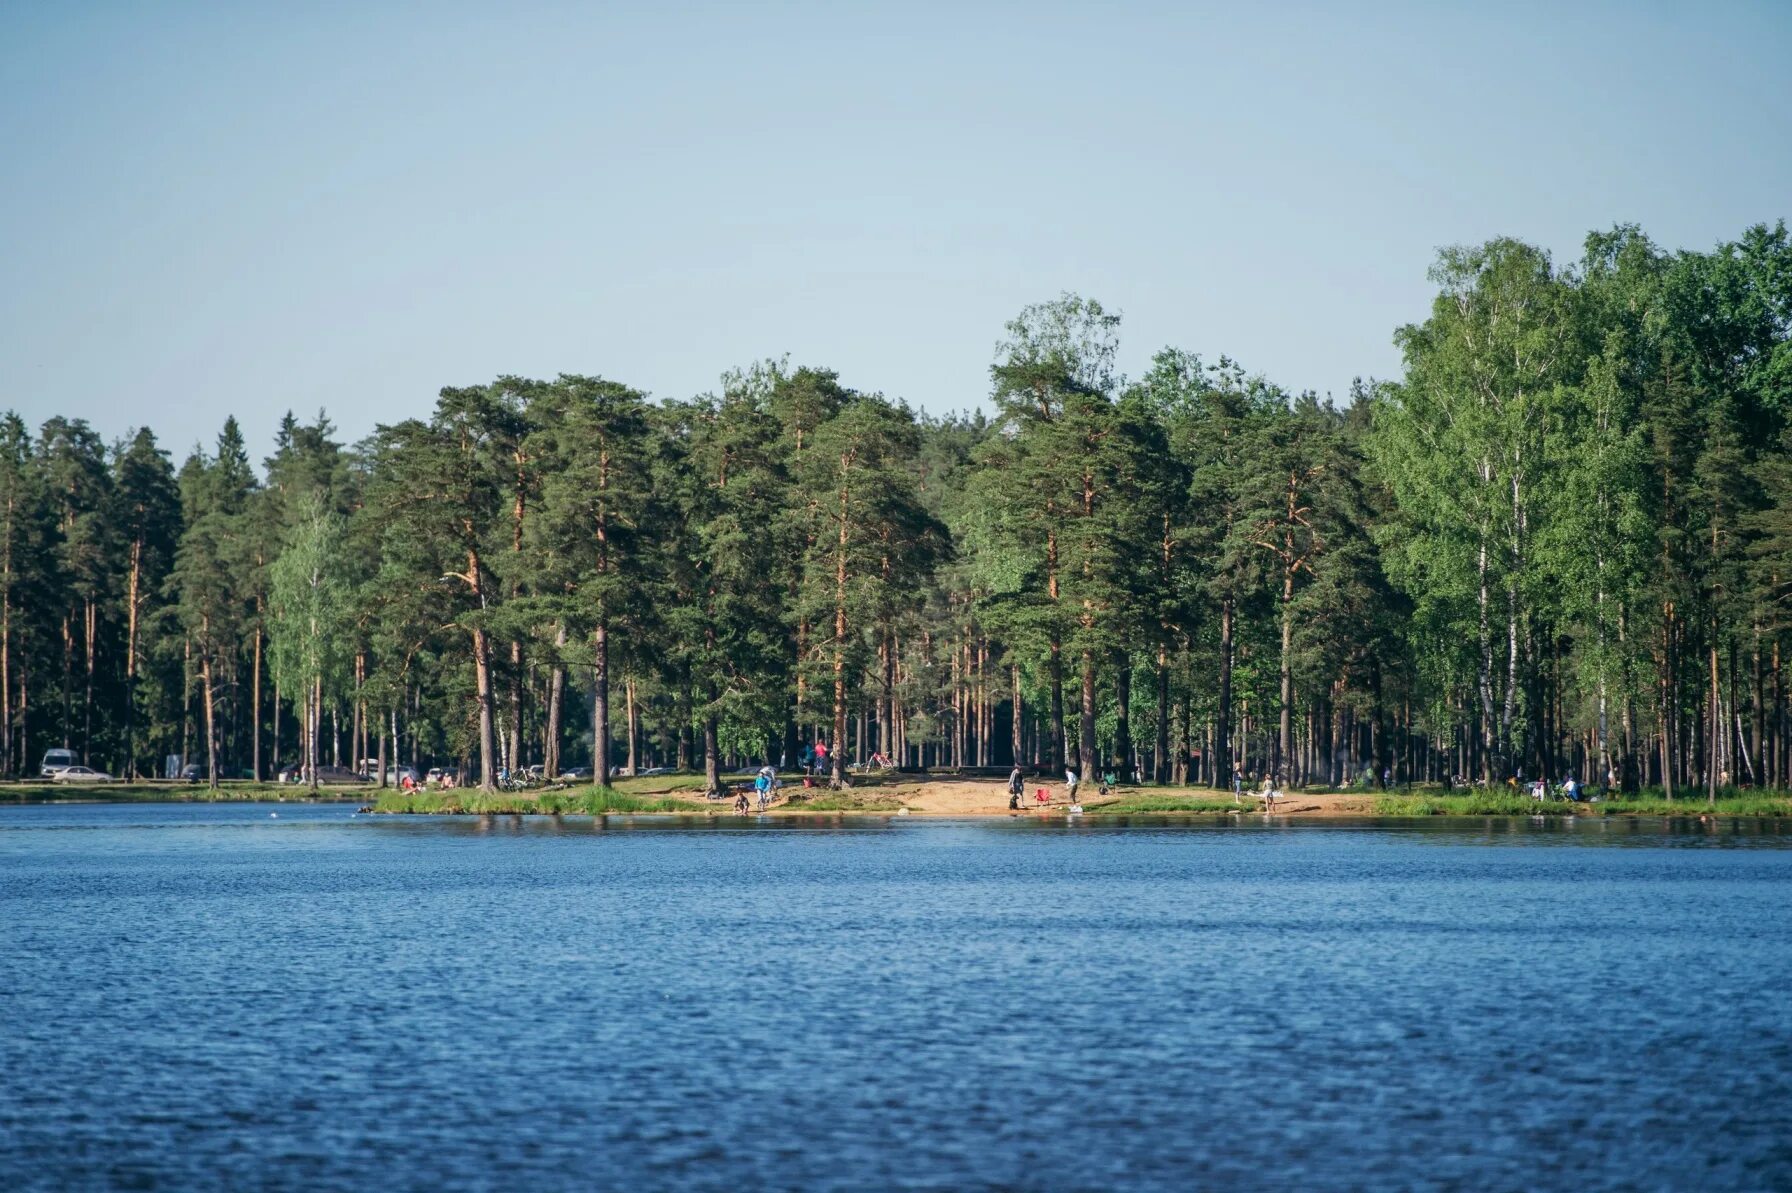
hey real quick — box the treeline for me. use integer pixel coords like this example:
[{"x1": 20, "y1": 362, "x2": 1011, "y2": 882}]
[{"x1": 3, "y1": 221, "x2": 1789, "y2": 797}]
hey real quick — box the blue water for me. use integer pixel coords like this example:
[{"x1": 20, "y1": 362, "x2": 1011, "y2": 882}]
[{"x1": 3, "y1": 805, "x2": 1791, "y2": 1191}]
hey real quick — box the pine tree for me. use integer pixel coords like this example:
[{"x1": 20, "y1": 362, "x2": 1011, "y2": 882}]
[
  {"x1": 528, "y1": 375, "x2": 657, "y2": 786},
  {"x1": 794, "y1": 395, "x2": 947, "y2": 784},
  {"x1": 971, "y1": 293, "x2": 1120, "y2": 773},
  {"x1": 113, "y1": 428, "x2": 181, "y2": 776},
  {"x1": 667, "y1": 383, "x2": 791, "y2": 791},
  {"x1": 37, "y1": 417, "x2": 117, "y2": 764},
  {"x1": 365, "y1": 387, "x2": 517, "y2": 789},
  {"x1": 0, "y1": 415, "x2": 53, "y2": 776}
]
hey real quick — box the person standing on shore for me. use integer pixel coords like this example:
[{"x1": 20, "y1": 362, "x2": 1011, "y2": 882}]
[
  {"x1": 1064, "y1": 765, "x2": 1079, "y2": 805},
  {"x1": 1008, "y1": 764, "x2": 1024, "y2": 810}
]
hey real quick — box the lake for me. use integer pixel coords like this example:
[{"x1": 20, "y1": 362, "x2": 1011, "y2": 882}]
[{"x1": 3, "y1": 804, "x2": 1791, "y2": 1190}]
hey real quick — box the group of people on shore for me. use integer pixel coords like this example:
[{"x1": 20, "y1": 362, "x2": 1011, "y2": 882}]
[
  {"x1": 797, "y1": 740, "x2": 831, "y2": 775},
  {"x1": 733, "y1": 764, "x2": 782, "y2": 814},
  {"x1": 1006, "y1": 764, "x2": 1084, "y2": 813}
]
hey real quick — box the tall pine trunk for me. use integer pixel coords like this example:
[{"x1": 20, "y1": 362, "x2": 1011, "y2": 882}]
[
  {"x1": 831, "y1": 471, "x2": 849, "y2": 785},
  {"x1": 1278, "y1": 564, "x2": 1296, "y2": 783},
  {"x1": 1154, "y1": 642, "x2": 1170, "y2": 784},
  {"x1": 545, "y1": 624, "x2": 566, "y2": 779},
  {"x1": 1113, "y1": 653, "x2": 1132, "y2": 782},
  {"x1": 472, "y1": 625, "x2": 496, "y2": 789},
  {"x1": 466, "y1": 549, "x2": 497, "y2": 790},
  {"x1": 83, "y1": 599, "x2": 95, "y2": 765},
  {"x1": 1079, "y1": 651, "x2": 1097, "y2": 778},
  {"x1": 625, "y1": 676, "x2": 639, "y2": 775},
  {"x1": 202, "y1": 650, "x2": 218, "y2": 791},
  {"x1": 676, "y1": 670, "x2": 692, "y2": 771},
  {"x1": 594, "y1": 622, "x2": 611, "y2": 788},
  {"x1": 1011, "y1": 664, "x2": 1023, "y2": 772},
  {"x1": 703, "y1": 702, "x2": 720, "y2": 794},
  {"x1": 509, "y1": 641, "x2": 523, "y2": 772},
  {"x1": 1216, "y1": 598, "x2": 1234, "y2": 788},
  {"x1": 250, "y1": 624, "x2": 263, "y2": 781},
  {"x1": 1709, "y1": 633, "x2": 1721, "y2": 804}
]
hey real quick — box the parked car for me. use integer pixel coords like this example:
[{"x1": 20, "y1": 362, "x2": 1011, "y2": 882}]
[
  {"x1": 181, "y1": 763, "x2": 204, "y2": 783},
  {"x1": 53, "y1": 766, "x2": 112, "y2": 783},
  {"x1": 40, "y1": 748, "x2": 76, "y2": 778},
  {"x1": 558, "y1": 766, "x2": 592, "y2": 781}
]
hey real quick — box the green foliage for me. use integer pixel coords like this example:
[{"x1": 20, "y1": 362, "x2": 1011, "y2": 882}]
[
  {"x1": 1086, "y1": 796, "x2": 1238, "y2": 815},
  {"x1": 1374, "y1": 791, "x2": 1792, "y2": 817},
  {"x1": 372, "y1": 786, "x2": 697, "y2": 814},
  {"x1": 779, "y1": 791, "x2": 905, "y2": 812},
  {"x1": 3, "y1": 218, "x2": 1790, "y2": 812}
]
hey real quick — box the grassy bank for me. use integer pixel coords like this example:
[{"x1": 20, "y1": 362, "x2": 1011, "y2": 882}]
[
  {"x1": 1087, "y1": 795, "x2": 1241, "y2": 815},
  {"x1": 0, "y1": 781, "x2": 372, "y2": 804},
  {"x1": 373, "y1": 787, "x2": 700, "y2": 815},
  {"x1": 779, "y1": 792, "x2": 905, "y2": 812},
  {"x1": 375, "y1": 778, "x2": 910, "y2": 815},
  {"x1": 1373, "y1": 792, "x2": 1792, "y2": 817}
]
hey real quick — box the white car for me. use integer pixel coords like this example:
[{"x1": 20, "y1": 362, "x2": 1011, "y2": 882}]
[{"x1": 53, "y1": 766, "x2": 112, "y2": 783}]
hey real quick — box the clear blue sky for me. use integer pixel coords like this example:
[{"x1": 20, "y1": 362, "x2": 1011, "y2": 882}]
[{"x1": 3, "y1": 1, "x2": 1788, "y2": 460}]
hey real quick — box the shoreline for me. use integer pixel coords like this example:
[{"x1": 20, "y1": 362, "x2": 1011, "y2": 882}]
[
  {"x1": 8, "y1": 776, "x2": 1789, "y2": 820},
  {"x1": 365, "y1": 776, "x2": 1792, "y2": 821}
]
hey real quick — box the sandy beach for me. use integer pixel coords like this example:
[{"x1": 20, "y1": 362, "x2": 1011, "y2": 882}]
[{"x1": 769, "y1": 775, "x2": 1377, "y2": 817}]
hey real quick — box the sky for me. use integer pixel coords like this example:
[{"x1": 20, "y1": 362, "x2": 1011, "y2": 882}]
[{"x1": 2, "y1": 0, "x2": 1788, "y2": 461}]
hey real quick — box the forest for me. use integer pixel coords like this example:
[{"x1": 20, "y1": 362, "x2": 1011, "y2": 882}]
[{"x1": 4, "y1": 222, "x2": 1790, "y2": 800}]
